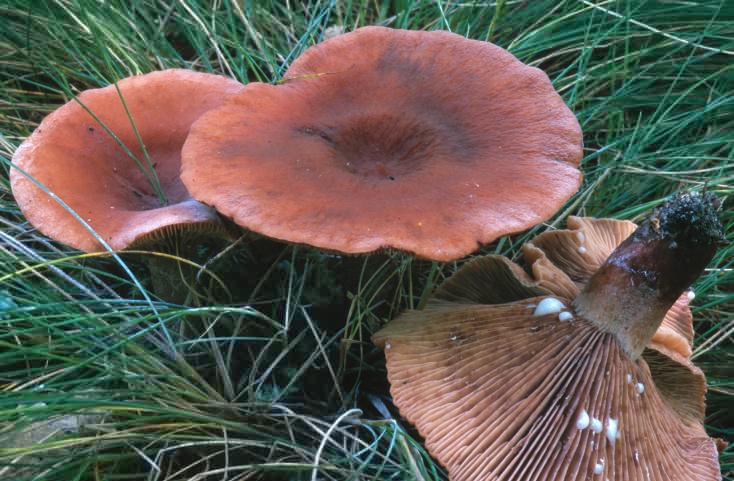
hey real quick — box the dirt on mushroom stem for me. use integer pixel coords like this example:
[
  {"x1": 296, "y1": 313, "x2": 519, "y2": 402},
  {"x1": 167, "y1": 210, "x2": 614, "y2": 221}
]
[{"x1": 573, "y1": 192, "x2": 724, "y2": 359}]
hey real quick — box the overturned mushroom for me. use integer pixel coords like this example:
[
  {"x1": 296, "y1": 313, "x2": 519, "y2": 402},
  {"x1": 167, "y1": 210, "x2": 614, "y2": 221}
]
[
  {"x1": 181, "y1": 26, "x2": 582, "y2": 261},
  {"x1": 11, "y1": 69, "x2": 243, "y2": 300},
  {"x1": 374, "y1": 192, "x2": 723, "y2": 480}
]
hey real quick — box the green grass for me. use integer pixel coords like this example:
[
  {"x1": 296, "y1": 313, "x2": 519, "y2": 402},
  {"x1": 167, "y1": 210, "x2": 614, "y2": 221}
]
[{"x1": 0, "y1": 0, "x2": 733, "y2": 479}]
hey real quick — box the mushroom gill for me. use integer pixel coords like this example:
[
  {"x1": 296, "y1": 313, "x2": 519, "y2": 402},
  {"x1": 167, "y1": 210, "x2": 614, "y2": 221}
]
[{"x1": 373, "y1": 192, "x2": 723, "y2": 481}]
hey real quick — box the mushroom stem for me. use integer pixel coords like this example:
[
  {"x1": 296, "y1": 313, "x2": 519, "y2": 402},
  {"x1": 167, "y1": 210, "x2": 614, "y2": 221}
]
[
  {"x1": 142, "y1": 236, "x2": 220, "y2": 305},
  {"x1": 146, "y1": 254, "x2": 200, "y2": 305},
  {"x1": 573, "y1": 192, "x2": 723, "y2": 359}
]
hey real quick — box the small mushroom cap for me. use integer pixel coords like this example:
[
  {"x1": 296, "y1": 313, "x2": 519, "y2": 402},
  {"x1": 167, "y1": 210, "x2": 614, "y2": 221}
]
[
  {"x1": 181, "y1": 27, "x2": 582, "y2": 261},
  {"x1": 11, "y1": 69, "x2": 243, "y2": 252},
  {"x1": 373, "y1": 300, "x2": 720, "y2": 481}
]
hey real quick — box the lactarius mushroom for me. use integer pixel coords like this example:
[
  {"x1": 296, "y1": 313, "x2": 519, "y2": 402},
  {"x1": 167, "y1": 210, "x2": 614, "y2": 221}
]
[
  {"x1": 180, "y1": 26, "x2": 583, "y2": 261},
  {"x1": 373, "y1": 192, "x2": 724, "y2": 480},
  {"x1": 11, "y1": 70, "x2": 243, "y2": 300}
]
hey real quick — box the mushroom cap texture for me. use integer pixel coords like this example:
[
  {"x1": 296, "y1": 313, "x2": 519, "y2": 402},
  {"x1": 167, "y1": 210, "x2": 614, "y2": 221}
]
[
  {"x1": 373, "y1": 216, "x2": 720, "y2": 480},
  {"x1": 180, "y1": 27, "x2": 583, "y2": 261},
  {"x1": 11, "y1": 69, "x2": 243, "y2": 252}
]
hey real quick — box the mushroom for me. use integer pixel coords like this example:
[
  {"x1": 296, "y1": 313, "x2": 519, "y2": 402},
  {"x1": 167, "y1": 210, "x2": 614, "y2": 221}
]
[
  {"x1": 373, "y1": 192, "x2": 723, "y2": 480},
  {"x1": 180, "y1": 26, "x2": 583, "y2": 261},
  {"x1": 11, "y1": 69, "x2": 243, "y2": 300}
]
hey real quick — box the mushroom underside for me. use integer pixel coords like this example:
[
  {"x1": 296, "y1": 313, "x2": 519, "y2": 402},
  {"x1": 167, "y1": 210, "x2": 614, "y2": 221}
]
[{"x1": 373, "y1": 301, "x2": 720, "y2": 481}]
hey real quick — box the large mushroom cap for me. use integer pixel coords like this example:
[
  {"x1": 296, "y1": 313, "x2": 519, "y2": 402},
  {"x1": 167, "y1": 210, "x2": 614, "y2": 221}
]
[
  {"x1": 11, "y1": 69, "x2": 243, "y2": 252},
  {"x1": 181, "y1": 27, "x2": 583, "y2": 261}
]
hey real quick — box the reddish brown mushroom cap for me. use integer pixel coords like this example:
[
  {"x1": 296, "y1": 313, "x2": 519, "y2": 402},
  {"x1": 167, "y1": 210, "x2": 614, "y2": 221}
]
[
  {"x1": 11, "y1": 69, "x2": 243, "y2": 252},
  {"x1": 181, "y1": 27, "x2": 583, "y2": 261}
]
